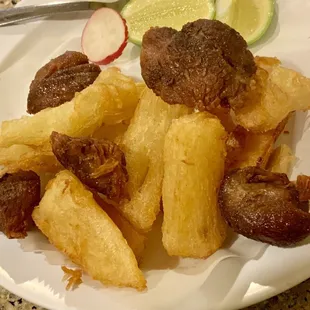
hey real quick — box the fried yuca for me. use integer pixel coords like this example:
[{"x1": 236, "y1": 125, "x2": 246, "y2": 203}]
[
  {"x1": 0, "y1": 144, "x2": 61, "y2": 176},
  {"x1": 93, "y1": 193, "x2": 146, "y2": 262},
  {"x1": 118, "y1": 88, "x2": 192, "y2": 233},
  {"x1": 32, "y1": 170, "x2": 146, "y2": 291},
  {"x1": 234, "y1": 57, "x2": 310, "y2": 132},
  {"x1": 0, "y1": 69, "x2": 140, "y2": 148},
  {"x1": 162, "y1": 112, "x2": 227, "y2": 258},
  {"x1": 267, "y1": 144, "x2": 295, "y2": 175},
  {"x1": 226, "y1": 117, "x2": 288, "y2": 170},
  {"x1": 91, "y1": 121, "x2": 129, "y2": 145}
]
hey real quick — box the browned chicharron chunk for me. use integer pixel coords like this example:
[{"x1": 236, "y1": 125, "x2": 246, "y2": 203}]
[
  {"x1": 50, "y1": 132, "x2": 128, "y2": 202},
  {"x1": 27, "y1": 51, "x2": 101, "y2": 114},
  {"x1": 0, "y1": 171, "x2": 40, "y2": 239}
]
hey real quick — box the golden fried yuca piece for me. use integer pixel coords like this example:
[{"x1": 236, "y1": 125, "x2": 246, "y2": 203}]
[
  {"x1": 234, "y1": 57, "x2": 310, "y2": 132},
  {"x1": 162, "y1": 112, "x2": 227, "y2": 258},
  {"x1": 226, "y1": 117, "x2": 288, "y2": 170},
  {"x1": 136, "y1": 82, "x2": 146, "y2": 98},
  {"x1": 0, "y1": 69, "x2": 139, "y2": 148},
  {"x1": 32, "y1": 170, "x2": 146, "y2": 291},
  {"x1": 91, "y1": 121, "x2": 129, "y2": 144},
  {"x1": 93, "y1": 68, "x2": 139, "y2": 123},
  {"x1": 118, "y1": 88, "x2": 192, "y2": 232},
  {"x1": 93, "y1": 193, "x2": 146, "y2": 262},
  {"x1": 0, "y1": 144, "x2": 61, "y2": 176},
  {"x1": 267, "y1": 144, "x2": 295, "y2": 175},
  {"x1": 209, "y1": 106, "x2": 236, "y2": 133}
]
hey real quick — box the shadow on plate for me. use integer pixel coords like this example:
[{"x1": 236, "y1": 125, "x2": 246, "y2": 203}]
[{"x1": 0, "y1": 230, "x2": 68, "y2": 299}]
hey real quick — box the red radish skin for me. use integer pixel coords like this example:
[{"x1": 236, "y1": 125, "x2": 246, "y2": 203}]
[{"x1": 81, "y1": 8, "x2": 128, "y2": 65}]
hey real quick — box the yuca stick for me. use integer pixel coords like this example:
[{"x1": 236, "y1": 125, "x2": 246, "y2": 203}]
[
  {"x1": 162, "y1": 112, "x2": 227, "y2": 258},
  {"x1": 0, "y1": 69, "x2": 139, "y2": 148},
  {"x1": 117, "y1": 88, "x2": 192, "y2": 232}
]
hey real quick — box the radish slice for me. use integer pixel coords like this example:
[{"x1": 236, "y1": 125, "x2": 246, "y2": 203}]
[{"x1": 81, "y1": 8, "x2": 128, "y2": 65}]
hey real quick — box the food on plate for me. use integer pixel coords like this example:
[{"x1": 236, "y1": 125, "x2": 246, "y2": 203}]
[
  {"x1": 0, "y1": 144, "x2": 61, "y2": 176},
  {"x1": 0, "y1": 68, "x2": 139, "y2": 148},
  {"x1": 2, "y1": 10, "x2": 310, "y2": 294},
  {"x1": 141, "y1": 20, "x2": 310, "y2": 133},
  {"x1": 162, "y1": 112, "x2": 227, "y2": 258},
  {"x1": 93, "y1": 193, "x2": 146, "y2": 261},
  {"x1": 216, "y1": 0, "x2": 275, "y2": 45},
  {"x1": 296, "y1": 175, "x2": 310, "y2": 202},
  {"x1": 121, "y1": 0, "x2": 215, "y2": 45},
  {"x1": 218, "y1": 167, "x2": 310, "y2": 246},
  {"x1": 210, "y1": 106, "x2": 236, "y2": 133},
  {"x1": 267, "y1": 144, "x2": 295, "y2": 175},
  {"x1": 82, "y1": 8, "x2": 128, "y2": 65},
  {"x1": 29, "y1": 51, "x2": 89, "y2": 90},
  {"x1": 234, "y1": 56, "x2": 310, "y2": 132},
  {"x1": 140, "y1": 19, "x2": 256, "y2": 111},
  {"x1": 28, "y1": 51, "x2": 100, "y2": 114},
  {"x1": 92, "y1": 67, "x2": 140, "y2": 122},
  {"x1": 226, "y1": 117, "x2": 288, "y2": 170},
  {"x1": 28, "y1": 64, "x2": 101, "y2": 114},
  {"x1": 62, "y1": 266, "x2": 83, "y2": 291},
  {"x1": 0, "y1": 171, "x2": 40, "y2": 239},
  {"x1": 117, "y1": 88, "x2": 192, "y2": 232},
  {"x1": 91, "y1": 121, "x2": 129, "y2": 144},
  {"x1": 50, "y1": 132, "x2": 128, "y2": 202},
  {"x1": 32, "y1": 170, "x2": 146, "y2": 291}
]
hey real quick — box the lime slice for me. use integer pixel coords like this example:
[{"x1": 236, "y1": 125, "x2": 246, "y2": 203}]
[
  {"x1": 121, "y1": 0, "x2": 216, "y2": 45},
  {"x1": 216, "y1": 0, "x2": 274, "y2": 45}
]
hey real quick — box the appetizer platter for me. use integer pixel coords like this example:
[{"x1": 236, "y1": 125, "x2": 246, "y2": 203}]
[{"x1": 1, "y1": 0, "x2": 310, "y2": 310}]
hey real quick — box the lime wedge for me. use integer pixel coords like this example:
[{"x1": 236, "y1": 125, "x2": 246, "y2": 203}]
[
  {"x1": 121, "y1": 0, "x2": 216, "y2": 45},
  {"x1": 216, "y1": 0, "x2": 274, "y2": 45}
]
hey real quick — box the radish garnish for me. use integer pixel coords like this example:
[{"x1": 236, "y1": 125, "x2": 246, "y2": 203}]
[{"x1": 81, "y1": 8, "x2": 128, "y2": 65}]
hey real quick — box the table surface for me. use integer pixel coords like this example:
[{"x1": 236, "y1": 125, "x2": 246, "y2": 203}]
[{"x1": 1, "y1": 0, "x2": 310, "y2": 309}]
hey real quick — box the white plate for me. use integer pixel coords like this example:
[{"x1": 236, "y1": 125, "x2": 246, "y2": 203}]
[{"x1": 1, "y1": 1, "x2": 310, "y2": 309}]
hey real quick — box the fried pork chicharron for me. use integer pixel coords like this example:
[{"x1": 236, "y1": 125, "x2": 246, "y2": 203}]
[
  {"x1": 27, "y1": 51, "x2": 101, "y2": 114},
  {"x1": 0, "y1": 171, "x2": 40, "y2": 239},
  {"x1": 141, "y1": 21, "x2": 310, "y2": 132},
  {"x1": 50, "y1": 132, "x2": 128, "y2": 202},
  {"x1": 219, "y1": 167, "x2": 310, "y2": 246},
  {"x1": 141, "y1": 19, "x2": 256, "y2": 111}
]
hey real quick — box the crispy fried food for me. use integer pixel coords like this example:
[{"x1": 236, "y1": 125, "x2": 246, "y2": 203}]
[
  {"x1": 62, "y1": 266, "x2": 83, "y2": 291},
  {"x1": 50, "y1": 132, "x2": 128, "y2": 202},
  {"x1": 0, "y1": 144, "x2": 61, "y2": 176},
  {"x1": 93, "y1": 67, "x2": 139, "y2": 122},
  {"x1": 0, "y1": 171, "x2": 40, "y2": 239},
  {"x1": 136, "y1": 82, "x2": 146, "y2": 98},
  {"x1": 141, "y1": 19, "x2": 256, "y2": 111},
  {"x1": 210, "y1": 107, "x2": 236, "y2": 132},
  {"x1": 0, "y1": 68, "x2": 140, "y2": 148},
  {"x1": 117, "y1": 88, "x2": 192, "y2": 232},
  {"x1": 93, "y1": 193, "x2": 146, "y2": 261},
  {"x1": 234, "y1": 56, "x2": 310, "y2": 132},
  {"x1": 267, "y1": 144, "x2": 295, "y2": 175},
  {"x1": 296, "y1": 175, "x2": 310, "y2": 202},
  {"x1": 219, "y1": 167, "x2": 310, "y2": 246},
  {"x1": 28, "y1": 64, "x2": 101, "y2": 114},
  {"x1": 29, "y1": 51, "x2": 89, "y2": 90},
  {"x1": 226, "y1": 117, "x2": 288, "y2": 170},
  {"x1": 91, "y1": 121, "x2": 129, "y2": 144},
  {"x1": 162, "y1": 112, "x2": 227, "y2": 258},
  {"x1": 32, "y1": 170, "x2": 146, "y2": 291}
]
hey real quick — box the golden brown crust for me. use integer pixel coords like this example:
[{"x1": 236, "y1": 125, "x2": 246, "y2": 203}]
[
  {"x1": 50, "y1": 132, "x2": 128, "y2": 202},
  {"x1": 141, "y1": 19, "x2": 256, "y2": 111}
]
